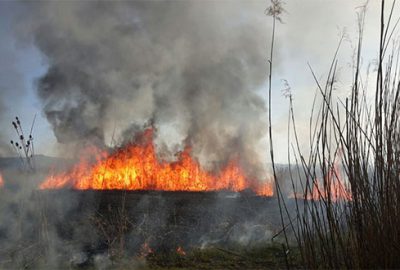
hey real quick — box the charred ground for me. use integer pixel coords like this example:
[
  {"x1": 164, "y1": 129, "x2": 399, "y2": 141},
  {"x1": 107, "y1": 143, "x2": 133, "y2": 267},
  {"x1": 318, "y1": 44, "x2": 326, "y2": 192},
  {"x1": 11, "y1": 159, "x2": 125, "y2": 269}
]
[{"x1": 0, "y1": 158, "x2": 298, "y2": 269}]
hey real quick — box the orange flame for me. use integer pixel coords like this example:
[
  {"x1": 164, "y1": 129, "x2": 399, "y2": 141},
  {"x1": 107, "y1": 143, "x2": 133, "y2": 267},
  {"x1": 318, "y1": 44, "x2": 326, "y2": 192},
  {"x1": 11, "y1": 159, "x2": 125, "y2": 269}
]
[
  {"x1": 291, "y1": 161, "x2": 352, "y2": 202},
  {"x1": 0, "y1": 172, "x2": 4, "y2": 188},
  {"x1": 298, "y1": 179, "x2": 352, "y2": 202},
  {"x1": 176, "y1": 246, "x2": 186, "y2": 256},
  {"x1": 39, "y1": 129, "x2": 273, "y2": 196},
  {"x1": 140, "y1": 242, "x2": 153, "y2": 257}
]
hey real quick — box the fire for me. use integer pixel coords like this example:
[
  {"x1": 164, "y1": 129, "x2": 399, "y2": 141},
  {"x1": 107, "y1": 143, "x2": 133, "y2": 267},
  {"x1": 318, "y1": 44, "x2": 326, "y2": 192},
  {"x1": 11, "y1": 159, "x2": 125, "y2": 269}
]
[
  {"x1": 40, "y1": 129, "x2": 273, "y2": 196},
  {"x1": 0, "y1": 172, "x2": 4, "y2": 188},
  {"x1": 140, "y1": 242, "x2": 153, "y2": 257},
  {"x1": 176, "y1": 246, "x2": 186, "y2": 256},
  {"x1": 291, "y1": 161, "x2": 352, "y2": 202},
  {"x1": 295, "y1": 179, "x2": 352, "y2": 202}
]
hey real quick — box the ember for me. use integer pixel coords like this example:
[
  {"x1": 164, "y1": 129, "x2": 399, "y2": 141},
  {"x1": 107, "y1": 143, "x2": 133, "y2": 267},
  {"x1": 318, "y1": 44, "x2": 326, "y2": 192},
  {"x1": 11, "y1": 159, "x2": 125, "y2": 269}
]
[
  {"x1": 176, "y1": 246, "x2": 186, "y2": 256},
  {"x1": 40, "y1": 129, "x2": 274, "y2": 196},
  {"x1": 140, "y1": 242, "x2": 153, "y2": 257}
]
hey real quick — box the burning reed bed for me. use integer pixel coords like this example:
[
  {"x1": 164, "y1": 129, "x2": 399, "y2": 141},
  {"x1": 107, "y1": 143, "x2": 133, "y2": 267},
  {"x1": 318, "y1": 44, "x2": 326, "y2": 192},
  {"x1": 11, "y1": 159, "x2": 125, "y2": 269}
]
[
  {"x1": 2, "y1": 1, "x2": 400, "y2": 269},
  {"x1": 275, "y1": 1, "x2": 400, "y2": 268}
]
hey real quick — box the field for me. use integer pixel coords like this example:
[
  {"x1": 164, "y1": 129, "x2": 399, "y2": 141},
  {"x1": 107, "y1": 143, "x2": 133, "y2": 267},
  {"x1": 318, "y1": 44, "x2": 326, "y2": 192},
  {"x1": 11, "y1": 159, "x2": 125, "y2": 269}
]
[{"x1": 0, "y1": 182, "x2": 301, "y2": 269}]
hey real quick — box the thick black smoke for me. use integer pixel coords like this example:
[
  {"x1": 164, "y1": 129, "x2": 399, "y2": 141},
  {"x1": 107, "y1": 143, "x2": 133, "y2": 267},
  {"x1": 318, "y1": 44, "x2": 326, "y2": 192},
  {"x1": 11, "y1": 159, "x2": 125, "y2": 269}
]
[{"x1": 16, "y1": 1, "x2": 274, "y2": 179}]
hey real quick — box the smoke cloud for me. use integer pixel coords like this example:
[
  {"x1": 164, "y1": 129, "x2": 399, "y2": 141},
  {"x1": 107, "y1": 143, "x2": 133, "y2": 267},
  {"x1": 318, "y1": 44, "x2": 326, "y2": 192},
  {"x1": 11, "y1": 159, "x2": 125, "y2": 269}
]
[
  {"x1": 15, "y1": 1, "x2": 274, "y2": 178},
  {"x1": 0, "y1": 102, "x2": 11, "y2": 157},
  {"x1": 0, "y1": 44, "x2": 25, "y2": 157}
]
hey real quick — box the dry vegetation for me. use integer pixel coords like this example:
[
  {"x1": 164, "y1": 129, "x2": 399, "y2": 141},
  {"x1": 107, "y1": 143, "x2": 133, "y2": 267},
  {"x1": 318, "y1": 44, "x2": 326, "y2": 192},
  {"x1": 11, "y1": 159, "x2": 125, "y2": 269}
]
[
  {"x1": 2, "y1": 1, "x2": 400, "y2": 269},
  {"x1": 273, "y1": 1, "x2": 400, "y2": 268}
]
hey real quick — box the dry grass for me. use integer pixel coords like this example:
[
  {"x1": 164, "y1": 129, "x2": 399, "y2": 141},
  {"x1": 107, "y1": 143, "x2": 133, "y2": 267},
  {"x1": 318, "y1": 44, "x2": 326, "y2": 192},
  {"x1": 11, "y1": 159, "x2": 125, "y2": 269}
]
[{"x1": 275, "y1": 1, "x2": 400, "y2": 268}]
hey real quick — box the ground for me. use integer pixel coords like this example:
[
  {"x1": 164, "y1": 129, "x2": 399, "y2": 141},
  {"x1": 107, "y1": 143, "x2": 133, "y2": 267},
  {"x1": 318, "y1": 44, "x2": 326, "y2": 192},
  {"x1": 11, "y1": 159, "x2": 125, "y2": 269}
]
[{"x1": 81, "y1": 244, "x2": 301, "y2": 270}]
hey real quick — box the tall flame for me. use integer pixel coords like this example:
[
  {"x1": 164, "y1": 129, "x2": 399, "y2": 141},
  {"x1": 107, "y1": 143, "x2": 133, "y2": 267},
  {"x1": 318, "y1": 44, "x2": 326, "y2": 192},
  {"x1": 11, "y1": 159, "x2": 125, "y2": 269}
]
[{"x1": 40, "y1": 129, "x2": 273, "y2": 196}]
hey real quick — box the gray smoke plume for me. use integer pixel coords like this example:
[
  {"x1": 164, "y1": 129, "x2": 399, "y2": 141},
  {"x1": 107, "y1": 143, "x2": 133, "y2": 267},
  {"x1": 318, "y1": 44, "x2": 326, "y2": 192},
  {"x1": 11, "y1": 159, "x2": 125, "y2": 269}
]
[
  {"x1": 0, "y1": 41, "x2": 25, "y2": 157},
  {"x1": 15, "y1": 1, "x2": 274, "y2": 179},
  {"x1": 0, "y1": 102, "x2": 11, "y2": 157}
]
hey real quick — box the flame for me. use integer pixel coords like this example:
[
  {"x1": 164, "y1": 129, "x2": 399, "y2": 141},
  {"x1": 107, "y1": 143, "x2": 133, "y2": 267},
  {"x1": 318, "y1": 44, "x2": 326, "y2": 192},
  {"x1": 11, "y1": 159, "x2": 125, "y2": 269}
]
[
  {"x1": 291, "y1": 161, "x2": 352, "y2": 202},
  {"x1": 39, "y1": 129, "x2": 273, "y2": 196},
  {"x1": 294, "y1": 179, "x2": 352, "y2": 202},
  {"x1": 0, "y1": 172, "x2": 4, "y2": 188},
  {"x1": 176, "y1": 246, "x2": 186, "y2": 256},
  {"x1": 140, "y1": 242, "x2": 153, "y2": 257}
]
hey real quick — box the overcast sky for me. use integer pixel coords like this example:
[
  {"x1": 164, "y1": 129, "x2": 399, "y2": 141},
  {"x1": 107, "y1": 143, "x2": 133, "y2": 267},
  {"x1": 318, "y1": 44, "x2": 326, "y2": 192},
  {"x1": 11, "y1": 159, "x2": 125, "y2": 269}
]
[{"x1": 0, "y1": 0, "x2": 396, "y2": 164}]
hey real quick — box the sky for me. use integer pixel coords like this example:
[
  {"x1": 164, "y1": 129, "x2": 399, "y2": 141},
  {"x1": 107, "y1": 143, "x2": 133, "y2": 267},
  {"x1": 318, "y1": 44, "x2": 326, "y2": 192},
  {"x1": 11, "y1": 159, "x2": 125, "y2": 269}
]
[{"x1": 0, "y1": 0, "x2": 396, "y2": 164}]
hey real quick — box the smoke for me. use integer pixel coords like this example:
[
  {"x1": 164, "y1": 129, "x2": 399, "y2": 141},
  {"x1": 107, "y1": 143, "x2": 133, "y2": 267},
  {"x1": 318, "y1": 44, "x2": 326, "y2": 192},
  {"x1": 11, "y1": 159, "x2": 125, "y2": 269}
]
[
  {"x1": 0, "y1": 102, "x2": 11, "y2": 157},
  {"x1": 14, "y1": 1, "x2": 274, "y2": 178},
  {"x1": 0, "y1": 46, "x2": 25, "y2": 157}
]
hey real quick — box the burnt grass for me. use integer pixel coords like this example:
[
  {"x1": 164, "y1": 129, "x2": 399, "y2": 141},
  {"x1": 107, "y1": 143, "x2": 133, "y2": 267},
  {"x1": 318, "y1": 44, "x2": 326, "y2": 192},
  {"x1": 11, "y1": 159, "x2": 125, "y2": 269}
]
[
  {"x1": 0, "y1": 189, "x2": 300, "y2": 269},
  {"x1": 41, "y1": 190, "x2": 282, "y2": 251}
]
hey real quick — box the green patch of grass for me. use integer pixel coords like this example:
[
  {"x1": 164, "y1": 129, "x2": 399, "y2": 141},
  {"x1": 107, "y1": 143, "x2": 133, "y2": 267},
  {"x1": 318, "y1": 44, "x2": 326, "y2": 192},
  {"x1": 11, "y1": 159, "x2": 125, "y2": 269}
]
[{"x1": 109, "y1": 244, "x2": 301, "y2": 270}]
